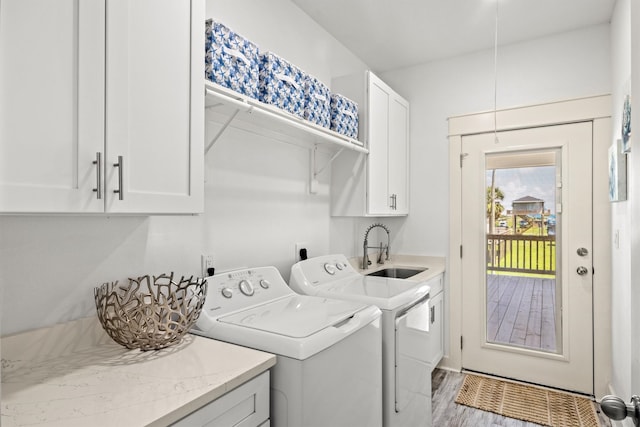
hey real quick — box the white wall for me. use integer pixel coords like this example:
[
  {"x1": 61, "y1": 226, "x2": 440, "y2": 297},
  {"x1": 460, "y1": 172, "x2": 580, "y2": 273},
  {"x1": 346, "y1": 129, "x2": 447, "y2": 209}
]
[
  {"x1": 609, "y1": 0, "x2": 632, "y2": 408},
  {"x1": 0, "y1": 0, "x2": 371, "y2": 336},
  {"x1": 629, "y1": 0, "x2": 640, "y2": 412}
]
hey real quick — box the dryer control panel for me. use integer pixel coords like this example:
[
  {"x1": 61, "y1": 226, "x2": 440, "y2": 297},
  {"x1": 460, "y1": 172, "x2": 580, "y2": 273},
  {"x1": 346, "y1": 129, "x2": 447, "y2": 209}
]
[{"x1": 200, "y1": 266, "x2": 294, "y2": 317}]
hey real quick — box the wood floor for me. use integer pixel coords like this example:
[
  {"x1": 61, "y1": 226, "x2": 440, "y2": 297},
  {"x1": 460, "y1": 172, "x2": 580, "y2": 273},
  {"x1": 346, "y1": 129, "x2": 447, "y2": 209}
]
[
  {"x1": 431, "y1": 369, "x2": 612, "y2": 427},
  {"x1": 487, "y1": 274, "x2": 557, "y2": 352}
]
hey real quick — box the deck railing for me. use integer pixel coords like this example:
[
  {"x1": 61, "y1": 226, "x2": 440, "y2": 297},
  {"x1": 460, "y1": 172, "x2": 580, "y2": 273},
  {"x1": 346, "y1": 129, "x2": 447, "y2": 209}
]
[{"x1": 487, "y1": 234, "x2": 556, "y2": 275}]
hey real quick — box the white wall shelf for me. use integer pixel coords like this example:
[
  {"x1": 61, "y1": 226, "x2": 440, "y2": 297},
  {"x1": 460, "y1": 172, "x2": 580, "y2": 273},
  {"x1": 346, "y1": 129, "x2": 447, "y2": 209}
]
[{"x1": 204, "y1": 80, "x2": 368, "y2": 156}]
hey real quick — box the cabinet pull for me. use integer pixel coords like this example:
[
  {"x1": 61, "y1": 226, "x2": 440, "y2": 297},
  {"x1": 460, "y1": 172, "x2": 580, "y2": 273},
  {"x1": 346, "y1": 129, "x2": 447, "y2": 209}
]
[
  {"x1": 430, "y1": 305, "x2": 435, "y2": 324},
  {"x1": 390, "y1": 194, "x2": 397, "y2": 210},
  {"x1": 113, "y1": 156, "x2": 124, "y2": 200},
  {"x1": 92, "y1": 152, "x2": 102, "y2": 200}
]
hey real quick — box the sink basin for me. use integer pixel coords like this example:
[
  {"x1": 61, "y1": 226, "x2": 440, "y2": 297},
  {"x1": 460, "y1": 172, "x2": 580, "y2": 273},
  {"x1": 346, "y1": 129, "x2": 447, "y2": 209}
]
[{"x1": 366, "y1": 267, "x2": 427, "y2": 279}]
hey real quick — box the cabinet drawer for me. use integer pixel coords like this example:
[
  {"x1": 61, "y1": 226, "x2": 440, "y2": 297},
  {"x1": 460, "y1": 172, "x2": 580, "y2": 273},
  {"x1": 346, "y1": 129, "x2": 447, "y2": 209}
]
[{"x1": 172, "y1": 371, "x2": 270, "y2": 427}]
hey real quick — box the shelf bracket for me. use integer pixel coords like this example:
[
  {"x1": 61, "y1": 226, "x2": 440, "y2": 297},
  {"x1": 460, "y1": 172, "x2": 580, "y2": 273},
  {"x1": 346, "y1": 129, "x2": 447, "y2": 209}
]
[
  {"x1": 310, "y1": 145, "x2": 345, "y2": 194},
  {"x1": 205, "y1": 108, "x2": 240, "y2": 153},
  {"x1": 204, "y1": 88, "x2": 255, "y2": 154}
]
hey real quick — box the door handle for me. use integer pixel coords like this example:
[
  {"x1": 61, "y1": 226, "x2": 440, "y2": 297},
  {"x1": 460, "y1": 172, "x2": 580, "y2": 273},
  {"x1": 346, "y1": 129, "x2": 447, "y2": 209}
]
[
  {"x1": 576, "y1": 266, "x2": 589, "y2": 276},
  {"x1": 113, "y1": 156, "x2": 124, "y2": 200},
  {"x1": 92, "y1": 152, "x2": 102, "y2": 200},
  {"x1": 601, "y1": 395, "x2": 640, "y2": 426}
]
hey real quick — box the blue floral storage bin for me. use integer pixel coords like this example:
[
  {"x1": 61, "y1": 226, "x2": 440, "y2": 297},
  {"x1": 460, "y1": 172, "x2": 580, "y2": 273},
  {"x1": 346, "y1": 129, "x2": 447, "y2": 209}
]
[
  {"x1": 259, "y1": 52, "x2": 305, "y2": 117},
  {"x1": 303, "y1": 75, "x2": 331, "y2": 128},
  {"x1": 205, "y1": 19, "x2": 260, "y2": 99},
  {"x1": 330, "y1": 93, "x2": 359, "y2": 139}
]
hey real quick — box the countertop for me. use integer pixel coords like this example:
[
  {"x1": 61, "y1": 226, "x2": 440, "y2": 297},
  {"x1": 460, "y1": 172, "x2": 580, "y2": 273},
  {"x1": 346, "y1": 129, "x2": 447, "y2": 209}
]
[
  {"x1": 349, "y1": 254, "x2": 446, "y2": 282},
  {"x1": 1, "y1": 317, "x2": 276, "y2": 427}
]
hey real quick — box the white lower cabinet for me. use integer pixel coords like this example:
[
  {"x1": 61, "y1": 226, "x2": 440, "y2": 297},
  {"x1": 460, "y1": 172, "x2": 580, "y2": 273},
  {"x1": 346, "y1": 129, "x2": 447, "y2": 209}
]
[
  {"x1": 0, "y1": 0, "x2": 203, "y2": 214},
  {"x1": 172, "y1": 371, "x2": 270, "y2": 427},
  {"x1": 425, "y1": 274, "x2": 444, "y2": 370}
]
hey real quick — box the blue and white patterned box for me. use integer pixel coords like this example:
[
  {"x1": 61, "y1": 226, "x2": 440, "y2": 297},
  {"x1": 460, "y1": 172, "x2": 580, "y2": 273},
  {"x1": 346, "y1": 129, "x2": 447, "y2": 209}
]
[
  {"x1": 205, "y1": 19, "x2": 260, "y2": 99},
  {"x1": 258, "y1": 51, "x2": 305, "y2": 118},
  {"x1": 330, "y1": 93, "x2": 359, "y2": 139},
  {"x1": 303, "y1": 74, "x2": 331, "y2": 128}
]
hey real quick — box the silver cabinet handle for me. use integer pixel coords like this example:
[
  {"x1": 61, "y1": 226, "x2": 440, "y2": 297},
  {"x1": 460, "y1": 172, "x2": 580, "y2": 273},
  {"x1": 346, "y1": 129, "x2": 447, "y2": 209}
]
[
  {"x1": 430, "y1": 305, "x2": 435, "y2": 324},
  {"x1": 390, "y1": 194, "x2": 397, "y2": 210},
  {"x1": 92, "y1": 152, "x2": 102, "y2": 199},
  {"x1": 577, "y1": 266, "x2": 589, "y2": 276},
  {"x1": 113, "y1": 156, "x2": 124, "y2": 200}
]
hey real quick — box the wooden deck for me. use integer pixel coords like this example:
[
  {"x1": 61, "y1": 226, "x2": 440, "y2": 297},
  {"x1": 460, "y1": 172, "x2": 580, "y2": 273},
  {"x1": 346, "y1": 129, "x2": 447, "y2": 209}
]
[{"x1": 486, "y1": 274, "x2": 557, "y2": 352}]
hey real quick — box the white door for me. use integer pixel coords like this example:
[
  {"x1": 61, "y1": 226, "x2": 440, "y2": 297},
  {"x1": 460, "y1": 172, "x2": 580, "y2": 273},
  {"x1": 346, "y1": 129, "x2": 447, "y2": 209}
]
[
  {"x1": 461, "y1": 122, "x2": 594, "y2": 394},
  {"x1": 0, "y1": 0, "x2": 105, "y2": 213},
  {"x1": 105, "y1": 0, "x2": 203, "y2": 214}
]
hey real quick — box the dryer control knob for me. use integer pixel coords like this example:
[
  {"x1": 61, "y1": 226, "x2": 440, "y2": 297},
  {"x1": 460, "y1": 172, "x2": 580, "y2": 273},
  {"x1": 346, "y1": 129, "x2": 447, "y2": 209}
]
[
  {"x1": 259, "y1": 279, "x2": 270, "y2": 289},
  {"x1": 239, "y1": 279, "x2": 255, "y2": 296},
  {"x1": 324, "y1": 263, "x2": 336, "y2": 275},
  {"x1": 221, "y1": 287, "x2": 233, "y2": 298},
  {"x1": 335, "y1": 263, "x2": 344, "y2": 270}
]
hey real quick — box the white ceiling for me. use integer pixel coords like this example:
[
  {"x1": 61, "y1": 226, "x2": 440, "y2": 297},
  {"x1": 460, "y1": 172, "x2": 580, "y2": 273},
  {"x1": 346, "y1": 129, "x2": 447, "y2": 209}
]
[{"x1": 290, "y1": 0, "x2": 617, "y2": 72}]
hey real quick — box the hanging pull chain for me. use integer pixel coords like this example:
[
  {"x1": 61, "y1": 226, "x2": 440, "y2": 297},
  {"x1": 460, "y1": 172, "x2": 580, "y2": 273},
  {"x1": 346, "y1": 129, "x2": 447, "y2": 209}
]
[{"x1": 493, "y1": 0, "x2": 500, "y2": 144}]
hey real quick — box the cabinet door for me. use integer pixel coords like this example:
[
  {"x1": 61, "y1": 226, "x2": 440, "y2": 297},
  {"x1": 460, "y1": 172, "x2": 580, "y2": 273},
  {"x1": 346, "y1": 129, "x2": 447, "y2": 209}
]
[
  {"x1": 388, "y1": 96, "x2": 409, "y2": 214},
  {"x1": 0, "y1": 0, "x2": 105, "y2": 213},
  {"x1": 105, "y1": 0, "x2": 203, "y2": 214},
  {"x1": 367, "y1": 74, "x2": 391, "y2": 215}
]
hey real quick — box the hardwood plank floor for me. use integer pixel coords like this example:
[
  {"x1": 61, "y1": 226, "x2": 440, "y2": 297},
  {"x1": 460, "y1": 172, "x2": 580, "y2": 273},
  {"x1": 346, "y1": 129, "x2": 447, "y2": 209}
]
[{"x1": 431, "y1": 369, "x2": 612, "y2": 427}]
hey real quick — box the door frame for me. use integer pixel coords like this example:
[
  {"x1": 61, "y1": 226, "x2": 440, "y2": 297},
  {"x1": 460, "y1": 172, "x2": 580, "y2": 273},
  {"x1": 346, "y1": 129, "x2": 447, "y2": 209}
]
[{"x1": 446, "y1": 95, "x2": 612, "y2": 399}]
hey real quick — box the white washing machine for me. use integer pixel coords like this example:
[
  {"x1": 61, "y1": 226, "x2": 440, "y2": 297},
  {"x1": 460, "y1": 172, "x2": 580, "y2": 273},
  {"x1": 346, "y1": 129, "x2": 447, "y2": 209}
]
[
  {"x1": 290, "y1": 254, "x2": 432, "y2": 427},
  {"x1": 191, "y1": 266, "x2": 383, "y2": 427}
]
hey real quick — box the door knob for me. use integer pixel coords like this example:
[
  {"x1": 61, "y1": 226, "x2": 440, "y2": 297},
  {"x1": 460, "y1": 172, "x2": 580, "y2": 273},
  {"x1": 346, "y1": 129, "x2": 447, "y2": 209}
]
[
  {"x1": 601, "y1": 395, "x2": 640, "y2": 426},
  {"x1": 576, "y1": 266, "x2": 589, "y2": 276}
]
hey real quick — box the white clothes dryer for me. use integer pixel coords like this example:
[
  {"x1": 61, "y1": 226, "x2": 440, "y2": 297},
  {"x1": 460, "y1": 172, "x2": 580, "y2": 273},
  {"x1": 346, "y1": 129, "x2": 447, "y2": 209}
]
[
  {"x1": 290, "y1": 254, "x2": 432, "y2": 427},
  {"x1": 192, "y1": 266, "x2": 382, "y2": 427}
]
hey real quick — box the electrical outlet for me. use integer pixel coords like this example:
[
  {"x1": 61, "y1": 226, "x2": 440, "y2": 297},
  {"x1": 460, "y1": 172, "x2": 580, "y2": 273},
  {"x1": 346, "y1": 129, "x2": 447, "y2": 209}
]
[
  {"x1": 201, "y1": 254, "x2": 215, "y2": 277},
  {"x1": 295, "y1": 242, "x2": 309, "y2": 262}
]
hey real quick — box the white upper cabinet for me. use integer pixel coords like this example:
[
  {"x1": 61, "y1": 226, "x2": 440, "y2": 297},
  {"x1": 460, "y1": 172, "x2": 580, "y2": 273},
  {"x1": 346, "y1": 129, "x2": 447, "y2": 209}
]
[
  {"x1": 0, "y1": 0, "x2": 105, "y2": 213},
  {"x1": 331, "y1": 71, "x2": 409, "y2": 216},
  {"x1": 0, "y1": 0, "x2": 204, "y2": 214},
  {"x1": 105, "y1": 0, "x2": 203, "y2": 214}
]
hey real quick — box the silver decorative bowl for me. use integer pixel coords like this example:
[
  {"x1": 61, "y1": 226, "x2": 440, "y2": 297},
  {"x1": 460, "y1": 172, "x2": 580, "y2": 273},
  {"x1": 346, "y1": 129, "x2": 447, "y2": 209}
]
[{"x1": 95, "y1": 273, "x2": 207, "y2": 351}]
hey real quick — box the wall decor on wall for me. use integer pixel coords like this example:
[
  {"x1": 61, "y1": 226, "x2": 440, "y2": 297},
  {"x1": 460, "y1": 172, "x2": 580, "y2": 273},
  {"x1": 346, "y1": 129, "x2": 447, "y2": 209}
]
[
  {"x1": 622, "y1": 93, "x2": 631, "y2": 153},
  {"x1": 609, "y1": 139, "x2": 628, "y2": 202}
]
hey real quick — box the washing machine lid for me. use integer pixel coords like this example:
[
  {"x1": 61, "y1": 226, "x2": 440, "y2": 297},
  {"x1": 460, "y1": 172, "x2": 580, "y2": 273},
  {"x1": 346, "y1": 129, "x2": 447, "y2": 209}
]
[
  {"x1": 314, "y1": 275, "x2": 430, "y2": 311},
  {"x1": 198, "y1": 294, "x2": 381, "y2": 360},
  {"x1": 218, "y1": 294, "x2": 369, "y2": 338}
]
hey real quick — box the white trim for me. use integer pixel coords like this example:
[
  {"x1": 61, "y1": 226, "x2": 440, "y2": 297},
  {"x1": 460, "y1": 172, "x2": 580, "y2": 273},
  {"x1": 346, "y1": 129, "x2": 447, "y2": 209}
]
[
  {"x1": 448, "y1": 94, "x2": 611, "y2": 136},
  {"x1": 446, "y1": 94, "x2": 612, "y2": 399}
]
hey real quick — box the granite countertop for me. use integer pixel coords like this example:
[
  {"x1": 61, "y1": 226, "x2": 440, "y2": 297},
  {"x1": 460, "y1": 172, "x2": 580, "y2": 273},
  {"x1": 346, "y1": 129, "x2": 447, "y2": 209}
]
[
  {"x1": 349, "y1": 254, "x2": 446, "y2": 282},
  {"x1": 1, "y1": 318, "x2": 276, "y2": 427}
]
